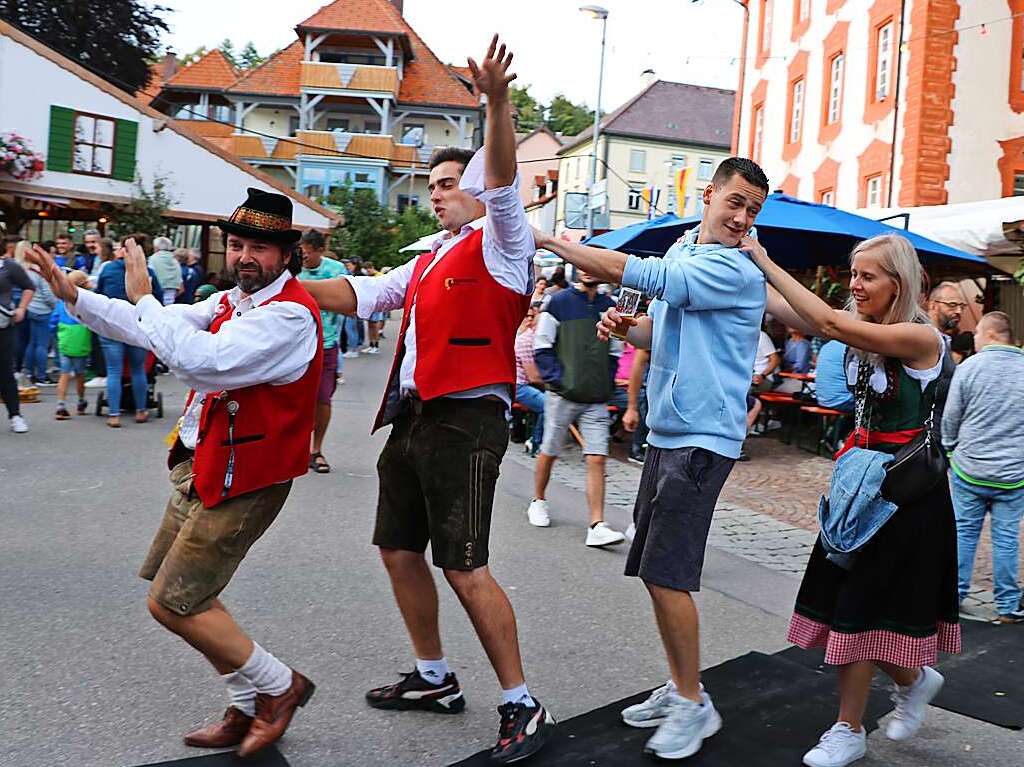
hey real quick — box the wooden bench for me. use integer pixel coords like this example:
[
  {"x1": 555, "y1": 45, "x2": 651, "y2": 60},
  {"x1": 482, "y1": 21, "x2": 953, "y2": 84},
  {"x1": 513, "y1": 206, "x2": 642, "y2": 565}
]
[{"x1": 799, "y1": 405, "x2": 851, "y2": 457}]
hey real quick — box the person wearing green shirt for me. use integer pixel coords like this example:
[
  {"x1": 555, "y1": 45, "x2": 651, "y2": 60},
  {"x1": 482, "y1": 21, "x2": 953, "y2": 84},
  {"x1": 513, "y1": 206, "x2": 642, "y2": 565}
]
[{"x1": 298, "y1": 230, "x2": 348, "y2": 473}]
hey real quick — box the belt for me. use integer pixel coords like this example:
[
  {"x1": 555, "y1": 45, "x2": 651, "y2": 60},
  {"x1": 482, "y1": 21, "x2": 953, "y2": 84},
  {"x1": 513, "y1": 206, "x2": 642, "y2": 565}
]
[{"x1": 407, "y1": 395, "x2": 506, "y2": 417}]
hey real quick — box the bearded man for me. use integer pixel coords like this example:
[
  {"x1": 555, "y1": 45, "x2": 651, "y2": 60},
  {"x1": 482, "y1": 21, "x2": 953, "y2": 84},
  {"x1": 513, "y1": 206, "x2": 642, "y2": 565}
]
[{"x1": 28, "y1": 188, "x2": 323, "y2": 758}]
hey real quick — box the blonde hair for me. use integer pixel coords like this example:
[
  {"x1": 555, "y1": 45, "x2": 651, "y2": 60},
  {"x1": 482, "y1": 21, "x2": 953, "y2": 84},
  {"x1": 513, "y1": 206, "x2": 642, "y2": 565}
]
[
  {"x1": 845, "y1": 234, "x2": 931, "y2": 362},
  {"x1": 13, "y1": 240, "x2": 32, "y2": 264},
  {"x1": 845, "y1": 234, "x2": 930, "y2": 327}
]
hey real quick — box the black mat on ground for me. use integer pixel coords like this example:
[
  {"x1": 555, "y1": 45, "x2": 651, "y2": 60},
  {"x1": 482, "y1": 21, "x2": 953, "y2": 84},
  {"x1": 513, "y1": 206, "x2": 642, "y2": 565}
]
[
  {"x1": 931, "y1": 619, "x2": 1024, "y2": 729},
  {"x1": 134, "y1": 746, "x2": 289, "y2": 767},
  {"x1": 779, "y1": 620, "x2": 1024, "y2": 730},
  {"x1": 449, "y1": 651, "x2": 891, "y2": 766}
]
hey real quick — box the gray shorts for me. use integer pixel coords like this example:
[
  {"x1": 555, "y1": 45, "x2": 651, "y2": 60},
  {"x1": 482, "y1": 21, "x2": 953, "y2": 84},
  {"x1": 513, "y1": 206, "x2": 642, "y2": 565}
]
[
  {"x1": 539, "y1": 391, "x2": 609, "y2": 457},
  {"x1": 625, "y1": 446, "x2": 735, "y2": 592}
]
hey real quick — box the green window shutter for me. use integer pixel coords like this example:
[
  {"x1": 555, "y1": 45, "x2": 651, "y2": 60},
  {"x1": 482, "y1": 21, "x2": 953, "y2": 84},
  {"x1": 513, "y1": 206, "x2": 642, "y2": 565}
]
[
  {"x1": 112, "y1": 119, "x2": 139, "y2": 181},
  {"x1": 47, "y1": 105, "x2": 74, "y2": 172}
]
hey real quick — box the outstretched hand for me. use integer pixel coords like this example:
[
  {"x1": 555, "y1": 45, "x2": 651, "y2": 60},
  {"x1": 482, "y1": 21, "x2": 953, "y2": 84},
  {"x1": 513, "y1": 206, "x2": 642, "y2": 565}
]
[
  {"x1": 24, "y1": 244, "x2": 79, "y2": 304},
  {"x1": 120, "y1": 238, "x2": 153, "y2": 304},
  {"x1": 467, "y1": 34, "x2": 517, "y2": 101}
]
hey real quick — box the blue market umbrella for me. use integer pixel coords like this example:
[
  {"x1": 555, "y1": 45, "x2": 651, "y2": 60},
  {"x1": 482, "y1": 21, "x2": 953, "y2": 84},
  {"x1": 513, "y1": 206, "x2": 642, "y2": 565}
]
[{"x1": 585, "y1": 194, "x2": 992, "y2": 273}]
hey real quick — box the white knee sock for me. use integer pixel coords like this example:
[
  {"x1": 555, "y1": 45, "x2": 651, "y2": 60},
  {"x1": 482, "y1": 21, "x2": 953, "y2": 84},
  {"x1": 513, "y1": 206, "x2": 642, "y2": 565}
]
[
  {"x1": 237, "y1": 643, "x2": 292, "y2": 697},
  {"x1": 222, "y1": 670, "x2": 257, "y2": 716},
  {"x1": 501, "y1": 682, "x2": 535, "y2": 707},
  {"x1": 415, "y1": 656, "x2": 450, "y2": 684}
]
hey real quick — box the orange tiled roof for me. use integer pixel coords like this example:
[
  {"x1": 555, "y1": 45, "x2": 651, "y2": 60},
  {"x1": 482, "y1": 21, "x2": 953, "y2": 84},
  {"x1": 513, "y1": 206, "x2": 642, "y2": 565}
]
[
  {"x1": 172, "y1": 119, "x2": 235, "y2": 138},
  {"x1": 297, "y1": 0, "x2": 409, "y2": 36},
  {"x1": 228, "y1": 41, "x2": 303, "y2": 96},
  {"x1": 166, "y1": 49, "x2": 239, "y2": 91},
  {"x1": 137, "y1": 63, "x2": 166, "y2": 103},
  {"x1": 399, "y1": 26, "x2": 477, "y2": 109},
  {"x1": 210, "y1": 4, "x2": 475, "y2": 109}
]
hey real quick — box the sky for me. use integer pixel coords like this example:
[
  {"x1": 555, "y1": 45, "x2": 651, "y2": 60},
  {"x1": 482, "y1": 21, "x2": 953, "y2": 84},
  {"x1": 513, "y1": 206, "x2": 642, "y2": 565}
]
[{"x1": 159, "y1": 0, "x2": 745, "y2": 113}]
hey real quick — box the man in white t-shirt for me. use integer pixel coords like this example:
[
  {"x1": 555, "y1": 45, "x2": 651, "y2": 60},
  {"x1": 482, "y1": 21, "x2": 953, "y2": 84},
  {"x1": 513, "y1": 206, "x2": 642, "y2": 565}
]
[{"x1": 752, "y1": 329, "x2": 780, "y2": 391}]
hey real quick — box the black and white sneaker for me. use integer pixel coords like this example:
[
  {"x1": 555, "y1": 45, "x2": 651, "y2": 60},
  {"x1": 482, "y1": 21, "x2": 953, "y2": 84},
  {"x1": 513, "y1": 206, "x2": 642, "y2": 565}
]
[
  {"x1": 490, "y1": 698, "x2": 556, "y2": 764},
  {"x1": 365, "y1": 670, "x2": 465, "y2": 714}
]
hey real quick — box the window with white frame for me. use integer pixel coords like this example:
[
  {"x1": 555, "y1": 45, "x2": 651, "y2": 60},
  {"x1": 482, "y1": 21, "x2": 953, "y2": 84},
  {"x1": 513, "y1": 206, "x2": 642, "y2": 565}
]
[
  {"x1": 627, "y1": 187, "x2": 643, "y2": 210},
  {"x1": 828, "y1": 54, "x2": 844, "y2": 124},
  {"x1": 820, "y1": 189, "x2": 834, "y2": 206},
  {"x1": 866, "y1": 175, "x2": 882, "y2": 207},
  {"x1": 698, "y1": 158, "x2": 714, "y2": 180},
  {"x1": 789, "y1": 79, "x2": 804, "y2": 143},
  {"x1": 876, "y1": 22, "x2": 893, "y2": 101},
  {"x1": 629, "y1": 149, "x2": 647, "y2": 173},
  {"x1": 73, "y1": 112, "x2": 115, "y2": 176},
  {"x1": 753, "y1": 105, "x2": 764, "y2": 164}
]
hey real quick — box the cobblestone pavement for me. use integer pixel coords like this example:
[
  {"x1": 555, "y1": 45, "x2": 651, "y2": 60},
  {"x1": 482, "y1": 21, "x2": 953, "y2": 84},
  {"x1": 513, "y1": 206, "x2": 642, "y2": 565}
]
[{"x1": 508, "y1": 431, "x2": 1015, "y2": 618}]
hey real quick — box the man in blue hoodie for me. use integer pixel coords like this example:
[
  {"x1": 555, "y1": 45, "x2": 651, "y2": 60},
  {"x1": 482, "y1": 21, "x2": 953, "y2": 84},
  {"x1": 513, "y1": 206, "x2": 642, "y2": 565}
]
[{"x1": 534, "y1": 157, "x2": 770, "y2": 761}]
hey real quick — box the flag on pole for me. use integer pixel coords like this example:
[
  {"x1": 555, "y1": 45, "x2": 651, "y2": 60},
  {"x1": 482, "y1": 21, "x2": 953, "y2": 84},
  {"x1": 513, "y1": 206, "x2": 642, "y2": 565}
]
[
  {"x1": 642, "y1": 185, "x2": 661, "y2": 220},
  {"x1": 674, "y1": 167, "x2": 691, "y2": 215}
]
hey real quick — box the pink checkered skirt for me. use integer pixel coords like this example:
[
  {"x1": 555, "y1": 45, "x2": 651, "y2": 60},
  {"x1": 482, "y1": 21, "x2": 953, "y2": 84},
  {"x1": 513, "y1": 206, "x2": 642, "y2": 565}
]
[{"x1": 788, "y1": 612, "x2": 961, "y2": 667}]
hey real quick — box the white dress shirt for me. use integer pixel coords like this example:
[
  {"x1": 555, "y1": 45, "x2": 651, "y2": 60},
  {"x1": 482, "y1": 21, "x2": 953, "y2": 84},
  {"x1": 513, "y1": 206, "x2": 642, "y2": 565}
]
[
  {"x1": 346, "y1": 170, "x2": 534, "y2": 405},
  {"x1": 70, "y1": 269, "x2": 318, "y2": 448}
]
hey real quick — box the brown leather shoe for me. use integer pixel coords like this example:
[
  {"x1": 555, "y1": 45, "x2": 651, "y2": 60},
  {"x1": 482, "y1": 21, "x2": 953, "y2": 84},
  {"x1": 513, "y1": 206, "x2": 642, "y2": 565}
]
[
  {"x1": 237, "y1": 670, "x2": 315, "y2": 758},
  {"x1": 183, "y1": 706, "x2": 253, "y2": 748}
]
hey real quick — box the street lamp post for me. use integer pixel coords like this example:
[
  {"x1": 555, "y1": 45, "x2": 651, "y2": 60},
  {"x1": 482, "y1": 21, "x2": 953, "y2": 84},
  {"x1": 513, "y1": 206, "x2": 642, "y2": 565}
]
[{"x1": 580, "y1": 5, "x2": 609, "y2": 239}]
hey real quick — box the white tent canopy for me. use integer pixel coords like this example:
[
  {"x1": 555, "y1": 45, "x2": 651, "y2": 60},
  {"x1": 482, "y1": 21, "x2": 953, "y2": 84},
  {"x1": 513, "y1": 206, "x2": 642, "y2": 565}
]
[{"x1": 856, "y1": 197, "x2": 1024, "y2": 274}]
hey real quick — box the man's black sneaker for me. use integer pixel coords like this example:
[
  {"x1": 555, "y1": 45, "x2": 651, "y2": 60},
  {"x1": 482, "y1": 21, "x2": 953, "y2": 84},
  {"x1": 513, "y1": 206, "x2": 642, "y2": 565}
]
[
  {"x1": 365, "y1": 670, "x2": 465, "y2": 714},
  {"x1": 490, "y1": 698, "x2": 556, "y2": 764},
  {"x1": 628, "y1": 448, "x2": 646, "y2": 465}
]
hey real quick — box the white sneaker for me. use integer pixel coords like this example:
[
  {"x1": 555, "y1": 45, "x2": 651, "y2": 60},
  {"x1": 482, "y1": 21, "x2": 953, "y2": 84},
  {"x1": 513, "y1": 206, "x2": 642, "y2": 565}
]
[
  {"x1": 802, "y1": 722, "x2": 866, "y2": 767},
  {"x1": 343, "y1": 351, "x2": 360, "y2": 359},
  {"x1": 643, "y1": 690, "x2": 721, "y2": 759},
  {"x1": 885, "y1": 666, "x2": 943, "y2": 741},
  {"x1": 10, "y1": 415, "x2": 28, "y2": 433},
  {"x1": 360, "y1": 346, "x2": 374, "y2": 354},
  {"x1": 585, "y1": 521, "x2": 626, "y2": 547},
  {"x1": 623, "y1": 680, "x2": 677, "y2": 728},
  {"x1": 625, "y1": 522, "x2": 636, "y2": 542},
  {"x1": 527, "y1": 499, "x2": 550, "y2": 527},
  {"x1": 84, "y1": 376, "x2": 107, "y2": 389},
  {"x1": 367, "y1": 346, "x2": 380, "y2": 354}
]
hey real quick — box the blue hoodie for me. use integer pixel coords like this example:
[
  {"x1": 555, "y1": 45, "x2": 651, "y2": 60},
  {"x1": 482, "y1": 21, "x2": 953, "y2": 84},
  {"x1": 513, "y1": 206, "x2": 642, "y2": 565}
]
[{"x1": 622, "y1": 227, "x2": 766, "y2": 459}]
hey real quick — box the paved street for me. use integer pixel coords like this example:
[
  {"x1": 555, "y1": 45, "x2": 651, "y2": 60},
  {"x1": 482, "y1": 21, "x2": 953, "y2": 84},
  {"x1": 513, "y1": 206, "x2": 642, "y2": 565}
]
[{"x1": 3, "y1": 320, "x2": 1022, "y2": 766}]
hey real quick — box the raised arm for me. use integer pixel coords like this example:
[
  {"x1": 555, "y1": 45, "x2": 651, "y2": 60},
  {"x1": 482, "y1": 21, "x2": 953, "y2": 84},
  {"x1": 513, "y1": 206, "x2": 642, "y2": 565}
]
[
  {"x1": 469, "y1": 34, "x2": 517, "y2": 190},
  {"x1": 744, "y1": 236, "x2": 939, "y2": 367}
]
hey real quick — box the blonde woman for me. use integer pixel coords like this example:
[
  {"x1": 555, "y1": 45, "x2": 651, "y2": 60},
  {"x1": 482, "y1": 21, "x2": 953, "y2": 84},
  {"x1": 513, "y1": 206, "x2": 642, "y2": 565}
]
[{"x1": 743, "y1": 233, "x2": 959, "y2": 767}]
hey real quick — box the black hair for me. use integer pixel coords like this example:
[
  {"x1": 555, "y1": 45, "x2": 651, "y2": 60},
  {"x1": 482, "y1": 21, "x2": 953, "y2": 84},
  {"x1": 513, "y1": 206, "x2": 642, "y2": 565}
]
[
  {"x1": 299, "y1": 229, "x2": 325, "y2": 249},
  {"x1": 428, "y1": 146, "x2": 475, "y2": 172},
  {"x1": 711, "y1": 157, "x2": 770, "y2": 194}
]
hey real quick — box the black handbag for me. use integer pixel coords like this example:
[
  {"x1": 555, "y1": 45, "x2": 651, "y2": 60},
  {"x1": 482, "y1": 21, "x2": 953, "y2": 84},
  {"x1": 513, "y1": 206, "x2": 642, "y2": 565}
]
[{"x1": 878, "y1": 351, "x2": 955, "y2": 506}]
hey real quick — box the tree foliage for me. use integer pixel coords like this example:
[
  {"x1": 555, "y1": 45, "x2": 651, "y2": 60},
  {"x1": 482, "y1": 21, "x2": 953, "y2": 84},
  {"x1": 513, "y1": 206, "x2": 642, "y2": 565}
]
[
  {"x1": 0, "y1": 0, "x2": 169, "y2": 94},
  {"x1": 547, "y1": 93, "x2": 595, "y2": 137},
  {"x1": 509, "y1": 86, "x2": 543, "y2": 133},
  {"x1": 218, "y1": 38, "x2": 237, "y2": 67},
  {"x1": 178, "y1": 45, "x2": 208, "y2": 67},
  {"x1": 325, "y1": 184, "x2": 438, "y2": 269},
  {"x1": 239, "y1": 41, "x2": 264, "y2": 69},
  {"x1": 111, "y1": 175, "x2": 176, "y2": 240}
]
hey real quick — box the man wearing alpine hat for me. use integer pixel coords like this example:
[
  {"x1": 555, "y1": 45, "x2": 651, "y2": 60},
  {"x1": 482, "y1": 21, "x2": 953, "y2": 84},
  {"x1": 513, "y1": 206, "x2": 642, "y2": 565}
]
[{"x1": 27, "y1": 188, "x2": 323, "y2": 758}]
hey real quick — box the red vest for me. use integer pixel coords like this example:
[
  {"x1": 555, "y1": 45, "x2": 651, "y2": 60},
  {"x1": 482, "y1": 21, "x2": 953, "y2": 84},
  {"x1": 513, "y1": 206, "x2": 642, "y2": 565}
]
[
  {"x1": 373, "y1": 228, "x2": 530, "y2": 431},
  {"x1": 176, "y1": 276, "x2": 323, "y2": 507}
]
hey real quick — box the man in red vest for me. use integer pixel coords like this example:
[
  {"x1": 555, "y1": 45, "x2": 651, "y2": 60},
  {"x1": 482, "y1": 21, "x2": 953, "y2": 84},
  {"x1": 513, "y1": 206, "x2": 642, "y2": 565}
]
[
  {"x1": 27, "y1": 189, "x2": 323, "y2": 759},
  {"x1": 303, "y1": 35, "x2": 555, "y2": 764}
]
